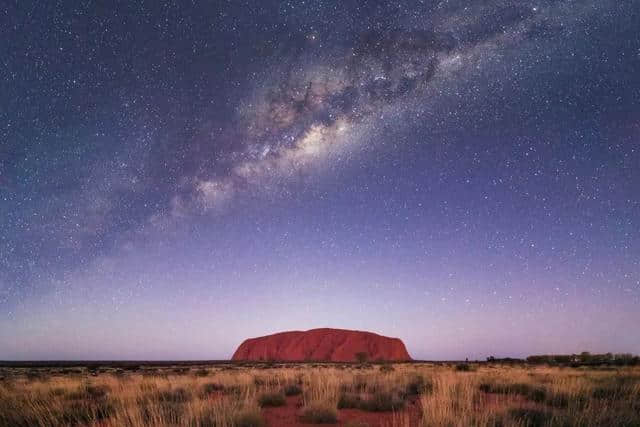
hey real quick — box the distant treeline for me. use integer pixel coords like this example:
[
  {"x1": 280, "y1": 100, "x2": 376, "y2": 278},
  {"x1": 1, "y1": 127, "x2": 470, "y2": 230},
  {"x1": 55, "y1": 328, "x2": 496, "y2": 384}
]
[
  {"x1": 0, "y1": 360, "x2": 230, "y2": 368},
  {"x1": 485, "y1": 357, "x2": 524, "y2": 364},
  {"x1": 525, "y1": 352, "x2": 639, "y2": 366}
]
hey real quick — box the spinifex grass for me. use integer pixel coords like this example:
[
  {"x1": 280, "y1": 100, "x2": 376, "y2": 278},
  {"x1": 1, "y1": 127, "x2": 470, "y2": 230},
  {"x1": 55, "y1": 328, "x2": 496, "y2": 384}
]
[{"x1": 0, "y1": 363, "x2": 638, "y2": 426}]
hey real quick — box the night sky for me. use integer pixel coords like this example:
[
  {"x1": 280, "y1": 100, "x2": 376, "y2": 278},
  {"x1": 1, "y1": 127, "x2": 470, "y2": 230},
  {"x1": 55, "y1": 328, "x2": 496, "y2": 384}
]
[{"x1": 1, "y1": 1, "x2": 639, "y2": 361}]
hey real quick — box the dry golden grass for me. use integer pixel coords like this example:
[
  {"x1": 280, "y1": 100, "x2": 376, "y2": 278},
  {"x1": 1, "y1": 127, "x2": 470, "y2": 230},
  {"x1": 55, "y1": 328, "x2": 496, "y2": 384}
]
[{"x1": 0, "y1": 363, "x2": 638, "y2": 426}]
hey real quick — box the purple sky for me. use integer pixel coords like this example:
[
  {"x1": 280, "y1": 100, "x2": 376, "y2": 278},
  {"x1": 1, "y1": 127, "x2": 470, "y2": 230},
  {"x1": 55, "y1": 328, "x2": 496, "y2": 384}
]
[{"x1": 1, "y1": 1, "x2": 639, "y2": 360}]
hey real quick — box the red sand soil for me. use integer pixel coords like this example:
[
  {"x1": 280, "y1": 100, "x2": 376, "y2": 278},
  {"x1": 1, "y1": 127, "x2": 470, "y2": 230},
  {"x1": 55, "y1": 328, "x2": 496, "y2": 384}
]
[
  {"x1": 261, "y1": 396, "x2": 423, "y2": 427},
  {"x1": 232, "y1": 328, "x2": 412, "y2": 362}
]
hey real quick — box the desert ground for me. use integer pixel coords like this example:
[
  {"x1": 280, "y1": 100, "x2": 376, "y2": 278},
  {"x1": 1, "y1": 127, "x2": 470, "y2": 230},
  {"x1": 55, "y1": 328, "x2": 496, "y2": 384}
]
[{"x1": 1, "y1": 362, "x2": 639, "y2": 426}]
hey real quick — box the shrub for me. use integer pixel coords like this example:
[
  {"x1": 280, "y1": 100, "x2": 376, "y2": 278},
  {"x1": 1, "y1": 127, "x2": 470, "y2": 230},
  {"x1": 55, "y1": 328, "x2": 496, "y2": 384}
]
[
  {"x1": 593, "y1": 386, "x2": 618, "y2": 399},
  {"x1": 66, "y1": 384, "x2": 110, "y2": 401},
  {"x1": 508, "y1": 383, "x2": 533, "y2": 396},
  {"x1": 194, "y1": 368, "x2": 209, "y2": 377},
  {"x1": 235, "y1": 409, "x2": 265, "y2": 427},
  {"x1": 455, "y1": 363, "x2": 472, "y2": 372},
  {"x1": 258, "y1": 392, "x2": 286, "y2": 407},
  {"x1": 405, "y1": 375, "x2": 433, "y2": 396},
  {"x1": 143, "y1": 368, "x2": 168, "y2": 378},
  {"x1": 529, "y1": 387, "x2": 547, "y2": 403},
  {"x1": 380, "y1": 364, "x2": 395, "y2": 373},
  {"x1": 339, "y1": 391, "x2": 406, "y2": 412},
  {"x1": 338, "y1": 393, "x2": 362, "y2": 409},
  {"x1": 479, "y1": 382, "x2": 544, "y2": 401},
  {"x1": 223, "y1": 385, "x2": 243, "y2": 396},
  {"x1": 283, "y1": 384, "x2": 302, "y2": 396},
  {"x1": 546, "y1": 392, "x2": 569, "y2": 408},
  {"x1": 149, "y1": 387, "x2": 191, "y2": 404},
  {"x1": 60, "y1": 399, "x2": 115, "y2": 424},
  {"x1": 483, "y1": 414, "x2": 506, "y2": 426},
  {"x1": 508, "y1": 408, "x2": 552, "y2": 426},
  {"x1": 139, "y1": 389, "x2": 190, "y2": 424},
  {"x1": 300, "y1": 404, "x2": 338, "y2": 424},
  {"x1": 140, "y1": 401, "x2": 184, "y2": 425},
  {"x1": 25, "y1": 371, "x2": 44, "y2": 381},
  {"x1": 86, "y1": 385, "x2": 110, "y2": 399},
  {"x1": 353, "y1": 376, "x2": 368, "y2": 391},
  {"x1": 479, "y1": 382, "x2": 493, "y2": 393},
  {"x1": 202, "y1": 383, "x2": 225, "y2": 395},
  {"x1": 49, "y1": 387, "x2": 66, "y2": 397},
  {"x1": 359, "y1": 391, "x2": 405, "y2": 412}
]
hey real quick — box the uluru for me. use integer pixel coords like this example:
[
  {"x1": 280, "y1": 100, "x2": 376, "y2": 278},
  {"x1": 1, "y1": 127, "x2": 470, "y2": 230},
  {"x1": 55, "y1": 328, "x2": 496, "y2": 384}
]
[{"x1": 231, "y1": 328, "x2": 412, "y2": 362}]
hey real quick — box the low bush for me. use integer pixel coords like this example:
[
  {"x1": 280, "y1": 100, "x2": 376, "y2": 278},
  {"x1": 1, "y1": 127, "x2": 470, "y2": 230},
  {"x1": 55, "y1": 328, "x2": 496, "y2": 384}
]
[
  {"x1": 155, "y1": 388, "x2": 191, "y2": 403},
  {"x1": 405, "y1": 375, "x2": 433, "y2": 396},
  {"x1": 283, "y1": 384, "x2": 302, "y2": 396},
  {"x1": 258, "y1": 392, "x2": 286, "y2": 407},
  {"x1": 235, "y1": 408, "x2": 265, "y2": 427},
  {"x1": 529, "y1": 387, "x2": 547, "y2": 403},
  {"x1": 300, "y1": 404, "x2": 338, "y2": 424},
  {"x1": 140, "y1": 401, "x2": 185, "y2": 425},
  {"x1": 353, "y1": 376, "x2": 368, "y2": 391},
  {"x1": 194, "y1": 369, "x2": 209, "y2": 377},
  {"x1": 339, "y1": 391, "x2": 404, "y2": 412},
  {"x1": 25, "y1": 371, "x2": 45, "y2": 381},
  {"x1": 479, "y1": 381, "x2": 547, "y2": 402},
  {"x1": 593, "y1": 386, "x2": 619, "y2": 399},
  {"x1": 338, "y1": 393, "x2": 362, "y2": 409},
  {"x1": 223, "y1": 385, "x2": 243, "y2": 396},
  {"x1": 546, "y1": 392, "x2": 569, "y2": 408},
  {"x1": 359, "y1": 391, "x2": 405, "y2": 412},
  {"x1": 202, "y1": 383, "x2": 225, "y2": 395},
  {"x1": 66, "y1": 385, "x2": 110, "y2": 401},
  {"x1": 508, "y1": 408, "x2": 552, "y2": 426},
  {"x1": 478, "y1": 382, "x2": 493, "y2": 393},
  {"x1": 60, "y1": 399, "x2": 115, "y2": 424},
  {"x1": 138, "y1": 389, "x2": 190, "y2": 424},
  {"x1": 49, "y1": 387, "x2": 66, "y2": 397}
]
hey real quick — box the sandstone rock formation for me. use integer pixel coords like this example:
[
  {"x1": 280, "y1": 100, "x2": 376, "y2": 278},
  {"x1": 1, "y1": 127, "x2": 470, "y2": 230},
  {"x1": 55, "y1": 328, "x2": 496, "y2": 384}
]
[{"x1": 231, "y1": 328, "x2": 411, "y2": 362}]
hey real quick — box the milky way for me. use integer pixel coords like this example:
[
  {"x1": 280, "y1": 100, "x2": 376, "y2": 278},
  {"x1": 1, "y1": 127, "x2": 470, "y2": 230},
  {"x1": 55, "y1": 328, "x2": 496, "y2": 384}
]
[
  {"x1": 178, "y1": 29, "x2": 455, "y2": 212},
  {"x1": 1, "y1": 1, "x2": 639, "y2": 360}
]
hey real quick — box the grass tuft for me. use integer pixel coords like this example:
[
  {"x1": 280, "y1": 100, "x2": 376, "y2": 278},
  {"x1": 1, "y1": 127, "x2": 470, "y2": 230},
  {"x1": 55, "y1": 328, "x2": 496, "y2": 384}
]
[
  {"x1": 2, "y1": 363, "x2": 640, "y2": 426},
  {"x1": 405, "y1": 375, "x2": 433, "y2": 396},
  {"x1": 300, "y1": 404, "x2": 338, "y2": 424},
  {"x1": 258, "y1": 392, "x2": 286, "y2": 407},
  {"x1": 508, "y1": 408, "x2": 552, "y2": 426},
  {"x1": 455, "y1": 363, "x2": 473, "y2": 372},
  {"x1": 235, "y1": 408, "x2": 265, "y2": 427},
  {"x1": 283, "y1": 384, "x2": 302, "y2": 396},
  {"x1": 359, "y1": 391, "x2": 405, "y2": 412},
  {"x1": 202, "y1": 382, "x2": 225, "y2": 395}
]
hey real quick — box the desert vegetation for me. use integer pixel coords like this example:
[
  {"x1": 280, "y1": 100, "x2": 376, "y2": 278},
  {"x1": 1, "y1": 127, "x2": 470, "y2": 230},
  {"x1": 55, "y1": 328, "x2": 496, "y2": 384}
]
[{"x1": 0, "y1": 362, "x2": 639, "y2": 426}]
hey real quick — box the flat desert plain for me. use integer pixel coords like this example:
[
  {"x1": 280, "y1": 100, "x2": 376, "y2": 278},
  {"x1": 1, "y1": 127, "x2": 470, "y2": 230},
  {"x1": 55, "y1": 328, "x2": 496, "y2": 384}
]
[{"x1": 1, "y1": 362, "x2": 639, "y2": 426}]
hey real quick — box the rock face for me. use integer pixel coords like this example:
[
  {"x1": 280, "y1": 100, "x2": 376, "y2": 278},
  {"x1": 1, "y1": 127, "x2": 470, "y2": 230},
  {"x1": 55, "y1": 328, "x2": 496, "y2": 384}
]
[{"x1": 231, "y1": 328, "x2": 412, "y2": 362}]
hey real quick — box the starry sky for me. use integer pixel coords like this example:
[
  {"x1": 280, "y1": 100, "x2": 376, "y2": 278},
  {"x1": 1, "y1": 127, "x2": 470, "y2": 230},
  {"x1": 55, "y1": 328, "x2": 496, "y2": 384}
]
[{"x1": 1, "y1": 1, "x2": 639, "y2": 361}]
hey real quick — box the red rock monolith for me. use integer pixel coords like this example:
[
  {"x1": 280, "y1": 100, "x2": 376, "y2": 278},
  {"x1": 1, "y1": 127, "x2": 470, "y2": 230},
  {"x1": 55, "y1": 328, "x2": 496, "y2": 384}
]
[{"x1": 231, "y1": 328, "x2": 412, "y2": 362}]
